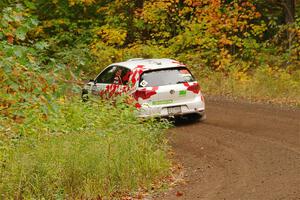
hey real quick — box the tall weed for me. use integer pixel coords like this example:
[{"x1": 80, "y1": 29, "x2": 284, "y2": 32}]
[{"x1": 0, "y1": 100, "x2": 170, "y2": 199}]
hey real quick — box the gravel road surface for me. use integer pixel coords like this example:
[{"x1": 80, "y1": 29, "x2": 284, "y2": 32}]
[{"x1": 161, "y1": 99, "x2": 300, "y2": 200}]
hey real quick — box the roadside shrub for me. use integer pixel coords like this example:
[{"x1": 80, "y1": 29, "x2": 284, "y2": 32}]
[
  {"x1": 0, "y1": 100, "x2": 170, "y2": 199},
  {"x1": 0, "y1": 5, "x2": 170, "y2": 198}
]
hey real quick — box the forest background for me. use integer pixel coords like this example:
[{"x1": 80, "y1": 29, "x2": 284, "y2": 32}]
[{"x1": 0, "y1": 0, "x2": 300, "y2": 199}]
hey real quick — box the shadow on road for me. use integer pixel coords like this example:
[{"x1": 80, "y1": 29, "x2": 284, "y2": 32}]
[{"x1": 171, "y1": 117, "x2": 203, "y2": 127}]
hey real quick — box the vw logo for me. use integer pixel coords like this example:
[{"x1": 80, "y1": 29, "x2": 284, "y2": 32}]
[{"x1": 170, "y1": 89, "x2": 175, "y2": 94}]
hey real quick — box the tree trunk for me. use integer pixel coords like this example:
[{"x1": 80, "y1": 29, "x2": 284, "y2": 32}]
[
  {"x1": 282, "y1": 0, "x2": 295, "y2": 23},
  {"x1": 282, "y1": 0, "x2": 296, "y2": 50}
]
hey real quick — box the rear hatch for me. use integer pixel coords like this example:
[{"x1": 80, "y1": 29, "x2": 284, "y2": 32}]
[{"x1": 135, "y1": 67, "x2": 200, "y2": 106}]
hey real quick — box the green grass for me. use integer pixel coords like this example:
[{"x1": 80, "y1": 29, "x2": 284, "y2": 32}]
[
  {"x1": 0, "y1": 99, "x2": 171, "y2": 199},
  {"x1": 194, "y1": 66, "x2": 300, "y2": 106}
]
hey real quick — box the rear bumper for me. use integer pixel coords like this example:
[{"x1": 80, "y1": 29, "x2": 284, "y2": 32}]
[{"x1": 138, "y1": 96, "x2": 205, "y2": 118}]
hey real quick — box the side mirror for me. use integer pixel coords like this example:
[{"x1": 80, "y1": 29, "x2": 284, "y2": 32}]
[
  {"x1": 85, "y1": 79, "x2": 95, "y2": 85},
  {"x1": 89, "y1": 79, "x2": 96, "y2": 85}
]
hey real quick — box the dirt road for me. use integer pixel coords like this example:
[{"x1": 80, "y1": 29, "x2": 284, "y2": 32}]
[{"x1": 161, "y1": 99, "x2": 300, "y2": 200}]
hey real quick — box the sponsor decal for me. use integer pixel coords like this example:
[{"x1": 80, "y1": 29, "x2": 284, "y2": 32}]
[
  {"x1": 179, "y1": 90, "x2": 187, "y2": 96},
  {"x1": 140, "y1": 80, "x2": 148, "y2": 87},
  {"x1": 152, "y1": 100, "x2": 173, "y2": 105},
  {"x1": 122, "y1": 70, "x2": 132, "y2": 82},
  {"x1": 133, "y1": 86, "x2": 159, "y2": 100},
  {"x1": 130, "y1": 65, "x2": 145, "y2": 86}
]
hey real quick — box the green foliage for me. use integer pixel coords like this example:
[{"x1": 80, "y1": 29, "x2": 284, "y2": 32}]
[
  {"x1": 0, "y1": 3, "x2": 38, "y2": 42},
  {"x1": 0, "y1": 4, "x2": 170, "y2": 198},
  {"x1": 0, "y1": 100, "x2": 170, "y2": 199},
  {"x1": 1, "y1": 0, "x2": 296, "y2": 75},
  {"x1": 192, "y1": 64, "x2": 300, "y2": 106},
  {"x1": 1, "y1": 0, "x2": 300, "y2": 198}
]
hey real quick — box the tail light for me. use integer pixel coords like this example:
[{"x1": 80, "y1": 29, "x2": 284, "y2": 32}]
[
  {"x1": 184, "y1": 82, "x2": 201, "y2": 94},
  {"x1": 201, "y1": 93, "x2": 205, "y2": 102},
  {"x1": 190, "y1": 83, "x2": 201, "y2": 93}
]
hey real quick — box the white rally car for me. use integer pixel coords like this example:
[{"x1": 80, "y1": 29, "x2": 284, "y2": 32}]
[{"x1": 82, "y1": 58, "x2": 205, "y2": 121}]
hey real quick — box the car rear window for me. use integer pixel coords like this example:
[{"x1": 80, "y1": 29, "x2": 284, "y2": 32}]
[{"x1": 139, "y1": 67, "x2": 195, "y2": 87}]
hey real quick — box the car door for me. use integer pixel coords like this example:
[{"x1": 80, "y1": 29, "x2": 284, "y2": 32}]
[
  {"x1": 91, "y1": 66, "x2": 118, "y2": 98},
  {"x1": 117, "y1": 66, "x2": 132, "y2": 94},
  {"x1": 105, "y1": 66, "x2": 131, "y2": 98},
  {"x1": 92, "y1": 66, "x2": 131, "y2": 98}
]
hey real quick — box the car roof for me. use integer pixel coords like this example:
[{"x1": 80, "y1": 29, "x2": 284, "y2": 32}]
[{"x1": 110, "y1": 58, "x2": 185, "y2": 71}]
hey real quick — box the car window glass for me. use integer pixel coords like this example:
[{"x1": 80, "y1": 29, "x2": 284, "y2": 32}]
[
  {"x1": 108, "y1": 66, "x2": 131, "y2": 85},
  {"x1": 120, "y1": 67, "x2": 131, "y2": 85},
  {"x1": 139, "y1": 67, "x2": 195, "y2": 87},
  {"x1": 95, "y1": 66, "x2": 118, "y2": 84},
  {"x1": 112, "y1": 67, "x2": 123, "y2": 85}
]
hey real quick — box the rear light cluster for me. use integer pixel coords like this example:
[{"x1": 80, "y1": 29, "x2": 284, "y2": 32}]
[
  {"x1": 200, "y1": 93, "x2": 205, "y2": 102},
  {"x1": 189, "y1": 83, "x2": 201, "y2": 93},
  {"x1": 183, "y1": 82, "x2": 201, "y2": 94}
]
